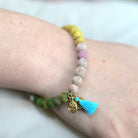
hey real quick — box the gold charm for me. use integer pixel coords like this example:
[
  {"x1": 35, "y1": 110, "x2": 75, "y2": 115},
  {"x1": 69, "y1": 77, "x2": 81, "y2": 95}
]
[
  {"x1": 77, "y1": 104, "x2": 82, "y2": 110},
  {"x1": 68, "y1": 100, "x2": 78, "y2": 113},
  {"x1": 67, "y1": 91, "x2": 78, "y2": 113}
]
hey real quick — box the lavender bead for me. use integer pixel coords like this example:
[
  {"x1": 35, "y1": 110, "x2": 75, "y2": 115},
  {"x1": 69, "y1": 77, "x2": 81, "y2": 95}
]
[
  {"x1": 72, "y1": 76, "x2": 83, "y2": 86},
  {"x1": 78, "y1": 58, "x2": 87, "y2": 68},
  {"x1": 78, "y1": 50, "x2": 87, "y2": 59},
  {"x1": 77, "y1": 43, "x2": 87, "y2": 52},
  {"x1": 68, "y1": 84, "x2": 79, "y2": 94},
  {"x1": 75, "y1": 66, "x2": 86, "y2": 78}
]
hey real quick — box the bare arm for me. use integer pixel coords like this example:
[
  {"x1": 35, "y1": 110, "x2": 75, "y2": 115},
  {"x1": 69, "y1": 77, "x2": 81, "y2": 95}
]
[
  {"x1": 0, "y1": 9, "x2": 138, "y2": 138},
  {"x1": 0, "y1": 8, "x2": 76, "y2": 95}
]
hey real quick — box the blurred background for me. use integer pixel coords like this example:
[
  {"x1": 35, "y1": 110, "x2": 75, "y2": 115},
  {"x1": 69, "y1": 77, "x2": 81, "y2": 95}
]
[
  {"x1": 0, "y1": 0, "x2": 138, "y2": 138},
  {"x1": 0, "y1": 0, "x2": 138, "y2": 46}
]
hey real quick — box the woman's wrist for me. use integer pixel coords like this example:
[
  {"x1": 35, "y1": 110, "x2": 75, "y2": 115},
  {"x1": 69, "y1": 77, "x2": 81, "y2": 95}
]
[
  {"x1": 0, "y1": 9, "x2": 77, "y2": 96},
  {"x1": 29, "y1": 25, "x2": 78, "y2": 97}
]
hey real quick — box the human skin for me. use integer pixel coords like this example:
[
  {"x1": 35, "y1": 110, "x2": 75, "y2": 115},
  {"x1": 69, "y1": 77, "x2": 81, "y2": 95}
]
[{"x1": 0, "y1": 9, "x2": 138, "y2": 138}]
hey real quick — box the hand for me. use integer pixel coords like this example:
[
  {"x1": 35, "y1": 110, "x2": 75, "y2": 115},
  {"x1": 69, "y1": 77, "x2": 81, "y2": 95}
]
[{"x1": 32, "y1": 39, "x2": 138, "y2": 138}]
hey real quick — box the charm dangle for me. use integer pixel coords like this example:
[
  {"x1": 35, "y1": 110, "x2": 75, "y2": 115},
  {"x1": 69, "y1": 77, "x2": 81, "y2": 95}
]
[
  {"x1": 67, "y1": 92, "x2": 78, "y2": 113},
  {"x1": 67, "y1": 92, "x2": 98, "y2": 115},
  {"x1": 68, "y1": 100, "x2": 78, "y2": 113}
]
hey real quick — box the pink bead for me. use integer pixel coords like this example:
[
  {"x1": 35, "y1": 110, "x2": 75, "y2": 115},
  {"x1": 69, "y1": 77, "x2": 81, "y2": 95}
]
[{"x1": 78, "y1": 50, "x2": 87, "y2": 59}]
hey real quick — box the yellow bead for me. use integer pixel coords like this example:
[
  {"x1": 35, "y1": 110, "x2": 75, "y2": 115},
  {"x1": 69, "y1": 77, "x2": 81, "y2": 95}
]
[
  {"x1": 67, "y1": 25, "x2": 77, "y2": 32},
  {"x1": 73, "y1": 31, "x2": 83, "y2": 39},
  {"x1": 62, "y1": 25, "x2": 76, "y2": 32},
  {"x1": 62, "y1": 25, "x2": 86, "y2": 45},
  {"x1": 62, "y1": 26, "x2": 69, "y2": 31},
  {"x1": 71, "y1": 27, "x2": 80, "y2": 35},
  {"x1": 62, "y1": 26, "x2": 67, "y2": 30},
  {"x1": 75, "y1": 37, "x2": 86, "y2": 45}
]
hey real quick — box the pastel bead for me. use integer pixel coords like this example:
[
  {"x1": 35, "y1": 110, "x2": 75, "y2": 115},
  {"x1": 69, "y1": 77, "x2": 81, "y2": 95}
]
[
  {"x1": 68, "y1": 84, "x2": 79, "y2": 94},
  {"x1": 60, "y1": 92, "x2": 68, "y2": 103},
  {"x1": 78, "y1": 58, "x2": 87, "y2": 68},
  {"x1": 43, "y1": 99, "x2": 49, "y2": 109},
  {"x1": 75, "y1": 66, "x2": 86, "y2": 78},
  {"x1": 47, "y1": 98, "x2": 56, "y2": 108},
  {"x1": 78, "y1": 50, "x2": 87, "y2": 59},
  {"x1": 77, "y1": 43, "x2": 87, "y2": 51},
  {"x1": 72, "y1": 76, "x2": 83, "y2": 86}
]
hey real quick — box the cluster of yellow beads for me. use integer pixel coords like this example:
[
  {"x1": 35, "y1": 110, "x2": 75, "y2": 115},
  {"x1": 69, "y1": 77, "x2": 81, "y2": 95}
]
[{"x1": 62, "y1": 25, "x2": 86, "y2": 45}]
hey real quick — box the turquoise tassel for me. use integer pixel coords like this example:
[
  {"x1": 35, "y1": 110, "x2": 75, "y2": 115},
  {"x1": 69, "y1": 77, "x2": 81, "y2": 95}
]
[{"x1": 75, "y1": 97, "x2": 98, "y2": 115}]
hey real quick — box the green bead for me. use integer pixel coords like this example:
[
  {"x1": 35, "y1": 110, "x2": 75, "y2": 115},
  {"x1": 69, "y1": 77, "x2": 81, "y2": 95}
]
[
  {"x1": 36, "y1": 98, "x2": 44, "y2": 107},
  {"x1": 34, "y1": 95, "x2": 40, "y2": 103},
  {"x1": 53, "y1": 96, "x2": 61, "y2": 106},
  {"x1": 43, "y1": 99, "x2": 49, "y2": 109},
  {"x1": 60, "y1": 92, "x2": 68, "y2": 103},
  {"x1": 47, "y1": 97, "x2": 56, "y2": 108}
]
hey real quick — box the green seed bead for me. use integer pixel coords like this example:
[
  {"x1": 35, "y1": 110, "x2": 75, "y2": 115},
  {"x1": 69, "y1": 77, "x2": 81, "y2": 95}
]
[
  {"x1": 53, "y1": 96, "x2": 61, "y2": 106},
  {"x1": 36, "y1": 98, "x2": 44, "y2": 107},
  {"x1": 47, "y1": 97, "x2": 56, "y2": 108},
  {"x1": 43, "y1": 99, "x2": 49, "y2": 109},
  {"x1": 60, "y1": 92, "x2": 68, "y2": 103}
]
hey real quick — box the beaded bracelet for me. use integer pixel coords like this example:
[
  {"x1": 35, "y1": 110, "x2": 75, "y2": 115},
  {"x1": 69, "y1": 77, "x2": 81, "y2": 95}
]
[{"x1": 29, "y1": 25, "x2": 98, "y2": 115}]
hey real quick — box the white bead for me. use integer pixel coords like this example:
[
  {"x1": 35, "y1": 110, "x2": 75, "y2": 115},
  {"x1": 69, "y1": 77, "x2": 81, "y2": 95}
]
[
  {"x1": 75, "y1": 66, "x2": 86, "y2": 78},
  {"x1": 72, "y1": 76, "x2": 83, "y2": 86},
  {"x1": 76, "y1": 43, "x2": 87, "y2": 51},
  {"x1": 68, "y1": 84, "x2": 79, "y2": 94},
  {"x1": 78, "y1": 58, "x2": 87, "y2": 68}
]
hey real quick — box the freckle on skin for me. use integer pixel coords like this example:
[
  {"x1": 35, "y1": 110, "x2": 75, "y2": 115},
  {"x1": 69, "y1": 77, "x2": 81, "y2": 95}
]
[
  {"x1": 102, "y1": 59, "x2": 106, "y2": 63},
  {"x1": 10, "y1": 21, "x2": 13, "y2": 24},
  {"x1": 19, "y1": 22, "x2": 23, "y2": 24},
  {"x1": 18, "y1": 63, "x2": 21, "y2": 67}
]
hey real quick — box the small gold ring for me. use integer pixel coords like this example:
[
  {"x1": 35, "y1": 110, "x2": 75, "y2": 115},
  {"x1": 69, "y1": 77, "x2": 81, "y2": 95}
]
[{"x1": 78, "y1": 98, "x2": 81, "y2": 103}]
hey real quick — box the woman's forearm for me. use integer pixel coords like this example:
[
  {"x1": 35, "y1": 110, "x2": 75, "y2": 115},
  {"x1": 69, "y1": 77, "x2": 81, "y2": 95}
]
[{"x1": 0, "y1": 8, "x2": 76, "y2": 95}]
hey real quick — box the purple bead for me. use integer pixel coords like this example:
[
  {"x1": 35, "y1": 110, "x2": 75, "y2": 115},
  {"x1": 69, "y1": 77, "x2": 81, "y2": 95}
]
[{"x1": 78, "y1": 50, "x2": 87, "y2": 59}]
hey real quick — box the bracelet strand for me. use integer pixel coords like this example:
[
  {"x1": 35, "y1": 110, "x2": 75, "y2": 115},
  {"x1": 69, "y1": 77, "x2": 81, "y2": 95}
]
[{"x1": 29, "y1": 25, "x2": 98, "y2": 115}]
